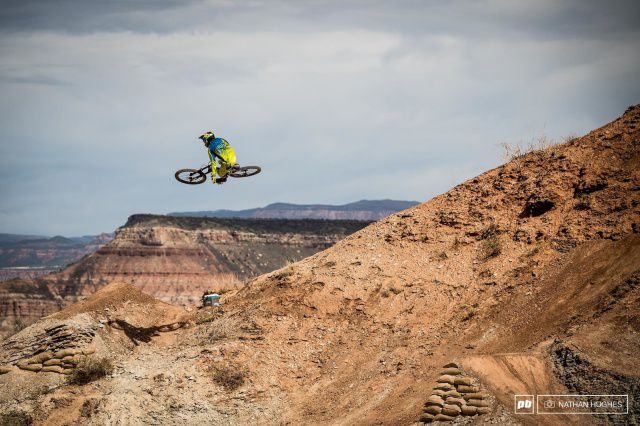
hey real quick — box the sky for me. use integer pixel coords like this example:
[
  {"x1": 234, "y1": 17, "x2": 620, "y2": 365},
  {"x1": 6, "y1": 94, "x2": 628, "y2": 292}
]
[{"x1": 1, "y1": 0, "x2": 639, "y2": 236}]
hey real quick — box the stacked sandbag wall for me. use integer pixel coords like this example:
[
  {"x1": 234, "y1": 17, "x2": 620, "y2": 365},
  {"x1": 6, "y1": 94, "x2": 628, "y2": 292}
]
[{"x1": 420, "y1": 362, "x2": 491, "y2": 423}]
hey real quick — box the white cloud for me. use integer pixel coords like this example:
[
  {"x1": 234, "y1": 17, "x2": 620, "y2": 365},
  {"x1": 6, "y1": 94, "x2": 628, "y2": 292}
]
[{"x1": 0, "y1": 1, "x2": 639, "y2": 234}]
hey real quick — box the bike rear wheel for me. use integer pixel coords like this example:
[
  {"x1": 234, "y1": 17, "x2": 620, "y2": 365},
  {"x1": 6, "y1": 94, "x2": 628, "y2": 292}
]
[
  {"x1": 175, "y1": 168, "x2": 206, "y2": 184},
  {"x1": 229, "y1": 166, "x2": 261, "y2": 178}
]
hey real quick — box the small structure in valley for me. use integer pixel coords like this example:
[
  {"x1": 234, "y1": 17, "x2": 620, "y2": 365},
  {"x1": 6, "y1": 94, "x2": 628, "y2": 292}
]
[{"x1": 202, "y1": 292, "x2": 221, "y2": 307}]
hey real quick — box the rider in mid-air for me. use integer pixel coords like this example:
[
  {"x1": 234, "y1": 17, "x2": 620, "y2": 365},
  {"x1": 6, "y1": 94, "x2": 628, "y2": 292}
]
[{"x1": 198, "y1": 131, "x2": 237, "y2": 184}]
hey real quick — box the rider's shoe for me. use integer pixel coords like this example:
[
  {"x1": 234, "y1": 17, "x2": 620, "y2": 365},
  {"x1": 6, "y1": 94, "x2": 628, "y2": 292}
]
[{"x1": 215, "y1": 177, "x2": 227, "y2": 184}]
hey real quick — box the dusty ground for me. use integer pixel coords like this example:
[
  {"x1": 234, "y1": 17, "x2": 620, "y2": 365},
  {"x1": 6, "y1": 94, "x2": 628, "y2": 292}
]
[{"x1": 0, "y1": 106, "x2": 638, "y2": 425}]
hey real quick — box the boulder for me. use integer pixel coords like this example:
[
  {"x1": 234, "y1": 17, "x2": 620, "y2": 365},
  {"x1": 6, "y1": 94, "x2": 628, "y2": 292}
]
[
  {"x1": 431, "y1": 389, "x2": 446, "y2": 397},
  {"x1": 477, "y1": 407, "x2": 491, "y2": 415},
  {"x1": 442, "y1": 362, "x2": 459, "y2": 368},
  {"x1": 43, "y1": 359, "x2": 64, "y2": 366}
]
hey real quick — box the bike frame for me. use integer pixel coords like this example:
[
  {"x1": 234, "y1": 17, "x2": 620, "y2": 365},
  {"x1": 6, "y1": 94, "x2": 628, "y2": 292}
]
[{"x1": 198, "y1": 164, "x2": 212, "y2": 175}]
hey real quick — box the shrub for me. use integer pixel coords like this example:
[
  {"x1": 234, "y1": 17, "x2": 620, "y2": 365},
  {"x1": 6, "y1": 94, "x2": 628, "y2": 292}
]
[
  {"x1": 482, "y1": 234, "x2": 502, "y2": 259},
  {"x1": 274, "y1": 265, "x2": 294, "y2": 280},
  {"x1": 211, "y1": 363, "x2": 246, "y2": 390},
  {"x1": 68, "y1": 357, "x2": 114, "y2": 385}
]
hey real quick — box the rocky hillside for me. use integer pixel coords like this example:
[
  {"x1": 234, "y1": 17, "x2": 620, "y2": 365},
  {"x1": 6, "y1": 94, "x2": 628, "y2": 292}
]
[
  {"x1": 170, "y1": 199, "x2": 419, "y2": 220},
  {"x1": 0, "y1": 233, "x2": 113, "y2": 271},
  {"x1": 0, "y1": 106, "x2": 638, "y2": 425},
  {"x1": 0, "y1": 217, "x2": 369, "y2": 336}
]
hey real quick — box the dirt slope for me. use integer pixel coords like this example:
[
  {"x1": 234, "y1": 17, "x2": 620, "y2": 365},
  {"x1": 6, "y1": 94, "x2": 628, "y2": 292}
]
[
  {"x1": 0, "y1": 106, "x2": 638, "y2": 425},
  {"x1": 0, "y1": 217, "x2": 369, "y2": 337}
]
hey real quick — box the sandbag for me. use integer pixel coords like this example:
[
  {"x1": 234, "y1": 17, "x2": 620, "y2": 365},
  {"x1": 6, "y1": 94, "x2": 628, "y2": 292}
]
[
  {"x1": 441, "y1": 404, "x2": 461, "y2": 416},
  {"x1": 467, "y1": 399, "x2": 489, "y2": 408},
  {"x1": 436, "y1": 374, "x2": 456, "y2": 384},
  {"x1": 424, "y1": 395, "x2": 445, "y2": 407},
  {"x1": 461, "y1": 405, "x2": 478, "y2": 416},
  {"x1": 423, "y1": 405, "x2": 442, "y2": 416}
]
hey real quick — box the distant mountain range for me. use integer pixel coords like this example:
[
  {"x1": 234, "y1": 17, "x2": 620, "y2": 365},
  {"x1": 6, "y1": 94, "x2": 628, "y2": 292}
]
[
  {"x1": 0, "y1": 233, "x2": 113, "y2": 270},
  {"x1": 169, "y1": 199, "x2": 419, "y2": 221}
]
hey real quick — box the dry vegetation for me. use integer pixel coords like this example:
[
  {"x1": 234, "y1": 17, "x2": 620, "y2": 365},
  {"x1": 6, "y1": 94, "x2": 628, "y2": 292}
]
[
  {"x1": 68, "y1": 357, "x2": 114, "y2": 385},
  {"x1": 210, "y1": 362, "x2": 247, "y2": 391}
]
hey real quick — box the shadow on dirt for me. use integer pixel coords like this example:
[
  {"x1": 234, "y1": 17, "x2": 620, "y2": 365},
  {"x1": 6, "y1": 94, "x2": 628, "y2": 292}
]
[{"x1": 111, "y1": 320, "x2": 161, "y2": 346}]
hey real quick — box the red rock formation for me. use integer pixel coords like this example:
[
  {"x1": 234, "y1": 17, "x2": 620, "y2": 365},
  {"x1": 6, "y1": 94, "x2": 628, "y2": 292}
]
[{"x1": 0, "y1": 217, "x2": 369, "y2": 336}]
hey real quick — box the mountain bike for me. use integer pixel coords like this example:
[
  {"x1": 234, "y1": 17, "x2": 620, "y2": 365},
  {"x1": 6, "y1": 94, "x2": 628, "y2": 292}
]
[{"x1": 175, "y1": 163, "x2": 261, "y2": 185}]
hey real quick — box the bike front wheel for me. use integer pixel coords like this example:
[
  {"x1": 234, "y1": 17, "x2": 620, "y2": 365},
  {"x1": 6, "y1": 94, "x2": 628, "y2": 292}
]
[
  {"x1": 175, "y1": 168, "x2": 206, "y2": 184},
  {"x1": 229, "y1": 166, "x2": 261, "y2": 178}
]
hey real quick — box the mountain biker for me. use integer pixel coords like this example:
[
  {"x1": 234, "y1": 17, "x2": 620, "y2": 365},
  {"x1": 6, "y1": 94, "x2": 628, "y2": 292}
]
[{"x1": 198, "y1": 132, "x2": 237, "y2": 184}]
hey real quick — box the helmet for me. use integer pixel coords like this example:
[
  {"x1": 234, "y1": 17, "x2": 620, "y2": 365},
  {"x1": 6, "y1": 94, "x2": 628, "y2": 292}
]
[{"x1": 198, "y1": 131, "x2": 215, "y2": 142}]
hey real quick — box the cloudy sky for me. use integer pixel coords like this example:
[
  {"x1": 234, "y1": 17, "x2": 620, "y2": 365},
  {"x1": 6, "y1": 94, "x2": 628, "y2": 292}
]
[{"x1": 1, "y1": 0, "x2": 639, "y2": 236}]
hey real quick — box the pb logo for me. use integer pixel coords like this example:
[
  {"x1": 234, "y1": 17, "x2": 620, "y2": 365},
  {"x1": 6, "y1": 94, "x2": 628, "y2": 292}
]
[{"x1": 514, "y1": 395, "x2": 535, "y2": 414}]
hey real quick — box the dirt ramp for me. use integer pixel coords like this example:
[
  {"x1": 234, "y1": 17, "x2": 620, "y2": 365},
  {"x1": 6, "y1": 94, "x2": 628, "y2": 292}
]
[
  {"x1": 461, "y1": 351, "x2": 588, "y2": 425},
  {"x1": 52, "y1": 281, "x2": 188, "y2": 328}
]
